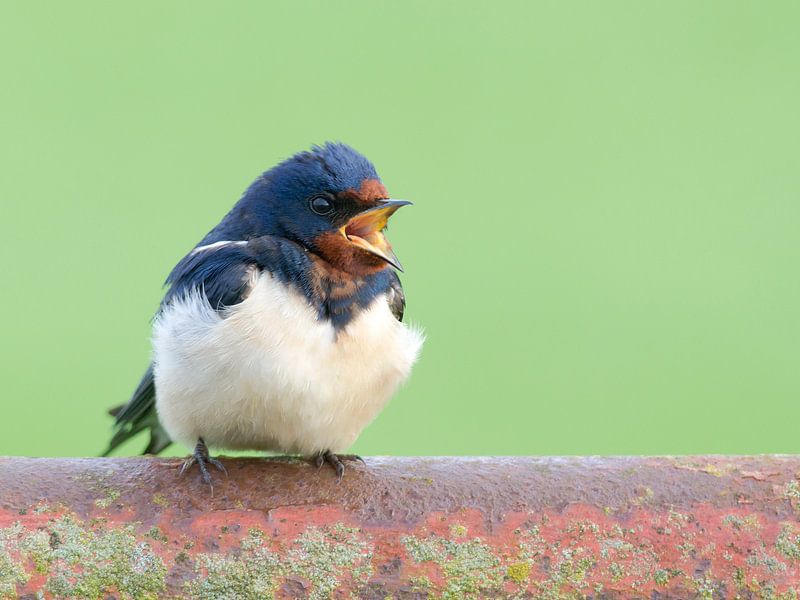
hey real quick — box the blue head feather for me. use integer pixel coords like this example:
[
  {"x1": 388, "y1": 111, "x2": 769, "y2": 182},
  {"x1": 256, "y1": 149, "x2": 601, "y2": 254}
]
[{"x1": 201, "y1": 142, "x2": 380, "y2": 246}]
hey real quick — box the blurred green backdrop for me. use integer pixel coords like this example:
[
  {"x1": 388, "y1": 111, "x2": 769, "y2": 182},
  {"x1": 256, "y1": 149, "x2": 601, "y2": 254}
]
[{"x1": 1, "y1": 2, "x2": 798, "y2": 457}]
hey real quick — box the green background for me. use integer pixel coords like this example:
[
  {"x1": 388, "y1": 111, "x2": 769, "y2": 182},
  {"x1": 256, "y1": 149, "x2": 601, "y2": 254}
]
[{"x1": 1, "y1": 2, "x2": 798, "y2": 457}]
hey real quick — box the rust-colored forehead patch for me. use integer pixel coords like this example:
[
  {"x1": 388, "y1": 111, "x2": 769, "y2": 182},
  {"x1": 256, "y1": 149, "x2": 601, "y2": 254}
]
[{"x1": 340, "y1": 178, "x2": 389, "y2": 205}]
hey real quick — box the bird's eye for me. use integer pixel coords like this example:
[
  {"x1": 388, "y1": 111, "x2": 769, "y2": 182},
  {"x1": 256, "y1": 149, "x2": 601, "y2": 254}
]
[{"x1": 309, "y1": 195, "x2": 334, "y2": 215}]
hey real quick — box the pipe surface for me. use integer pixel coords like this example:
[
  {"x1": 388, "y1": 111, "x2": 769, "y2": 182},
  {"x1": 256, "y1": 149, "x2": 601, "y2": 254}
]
[{"x1": 1, "y1": 455, "x2": 800, "y2": 598}]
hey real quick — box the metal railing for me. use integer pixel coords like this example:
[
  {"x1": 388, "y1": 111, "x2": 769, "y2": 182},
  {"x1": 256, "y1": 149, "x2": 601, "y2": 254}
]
[{"x1": 1, "y1": 455, "x2": 798, "y2": 598}]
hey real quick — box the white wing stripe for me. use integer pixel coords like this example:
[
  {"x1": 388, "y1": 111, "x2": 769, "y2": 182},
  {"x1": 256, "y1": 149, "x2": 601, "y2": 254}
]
[{"x1": 190, "y1": 240, "x2": 248, "y2": 255}]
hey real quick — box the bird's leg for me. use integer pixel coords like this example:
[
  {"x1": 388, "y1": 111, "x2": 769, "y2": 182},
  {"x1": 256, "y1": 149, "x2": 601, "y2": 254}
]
[
  {"x1": 313, "y1": 451, "x2": 365, "y2": 481},
  {"x1": 179, "y1": 437, "x2": 227, "y2": 492}
]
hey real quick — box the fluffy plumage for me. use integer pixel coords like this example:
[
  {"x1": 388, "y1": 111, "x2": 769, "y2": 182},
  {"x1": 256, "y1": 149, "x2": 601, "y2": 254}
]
[
  {"x1": 154, "y1": 269, "x2": 422, "y2": 453},
  {"x1": 104, "y1": 143, "x2": 422, "y2": 462}
]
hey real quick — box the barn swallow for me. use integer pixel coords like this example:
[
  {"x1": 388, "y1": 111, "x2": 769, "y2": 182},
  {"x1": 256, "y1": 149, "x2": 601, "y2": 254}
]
[{"x1": 105, "y1": 143, "x2": 423, "y2": 487}]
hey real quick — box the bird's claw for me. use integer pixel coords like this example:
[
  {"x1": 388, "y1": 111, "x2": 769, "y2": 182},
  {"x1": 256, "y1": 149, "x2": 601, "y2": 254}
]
[
  {"x1": 179, "y1": 438, "x2": 226, "y2": 494},
  {"x1": 314, "y1": 451, "x2": 365, "y2": 481},
  {"x1": 207, "y1": 457, "x2": 228, "y2": 475}
]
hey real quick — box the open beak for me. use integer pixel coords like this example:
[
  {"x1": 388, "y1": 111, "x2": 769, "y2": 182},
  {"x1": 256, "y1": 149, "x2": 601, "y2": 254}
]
[{"x1": 339, "y1": 199, "x2": 412, "y2": 271}]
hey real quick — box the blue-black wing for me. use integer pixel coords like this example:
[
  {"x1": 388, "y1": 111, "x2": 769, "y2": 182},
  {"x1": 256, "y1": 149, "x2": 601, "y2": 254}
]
[
  {"x1": 161, "y1": 242, "x2": 257, "y2": 310},
  {"x1": 103, "y1": 242, "x2": 260, "y2": 456}
]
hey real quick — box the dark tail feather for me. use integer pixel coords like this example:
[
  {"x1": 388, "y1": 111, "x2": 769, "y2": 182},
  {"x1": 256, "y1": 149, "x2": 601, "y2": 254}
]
[
  {"x1": 102, "y1": 412, "x2": 172, "y2": 456},
  {"x1": 143, "y1": 424, "x2": 173, "y2": 455},
  {"x1": 102, "y1": 364, "x2": 172, "y2": 456}
]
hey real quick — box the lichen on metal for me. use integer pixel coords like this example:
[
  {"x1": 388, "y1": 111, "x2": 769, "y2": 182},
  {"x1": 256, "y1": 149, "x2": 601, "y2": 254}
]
[{"x1": 2, "y1": 456, "x2": 800, "y2": 598}]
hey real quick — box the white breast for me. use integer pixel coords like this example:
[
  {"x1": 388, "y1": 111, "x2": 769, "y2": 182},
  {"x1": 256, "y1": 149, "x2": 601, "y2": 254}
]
[{"x1": 152, "y1": 272, "x2": 423, "y2": 455}]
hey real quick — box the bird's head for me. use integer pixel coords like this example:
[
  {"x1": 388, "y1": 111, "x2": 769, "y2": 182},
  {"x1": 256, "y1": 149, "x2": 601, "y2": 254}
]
[{"x1": 243, "y1": 143, "x2": 410, "y2": 276}]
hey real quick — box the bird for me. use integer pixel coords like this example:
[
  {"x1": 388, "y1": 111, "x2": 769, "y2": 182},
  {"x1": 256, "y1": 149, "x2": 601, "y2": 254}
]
[{"x1": 104, "y1": 143, "x2": 423, "y2": 486}]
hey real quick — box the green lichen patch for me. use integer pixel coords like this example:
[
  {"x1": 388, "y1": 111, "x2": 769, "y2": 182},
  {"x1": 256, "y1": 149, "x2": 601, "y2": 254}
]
[
  {"x1": 506, "y1": 561, "x2": 530, "y2": 584},
  {"x1": 289, "y1": 523, "x2": 373, "y2": 598},
  {"x1": 408, "y1": 574, "x2": 432, "y2": 593},
  {"x1": 692, "y1": 576, "x2": 717, "y2": 599},
  {"x1": 151, "y1": 493, "x2": 169, "y2": 508},
  {"x1": 723, "y1": 514, "x2": 761, "y2": 532},
  {"x1": 448, "y1": 524, "x2": 468, "y2": 539},
  {"x1": 74, "y1": 471, "x2": 123, "y2": 511},
  {"x1": 32, "y1": 503, "x2": 54, "y2": 515},
  {"x1": 0, "y1": 524, "x2": 30, "y2": 597},
  {"x1": 512, "y1": 524, "x2": 600, "y2": 598},
  {"x1": 746, "y1": 550, "x2": 787, "y2": 575},
  {"x1": 402, "y1": 533, "x2": 503, "y2": 598},
  {"x1": 673, "y1": 459, "x2": 735, "y2": 478},
  {"x1": 403, "y1": 475, "x2": 435, "y2": 486},
  {"x1": 607, "y1": 561, "x2": 624, "y2": 582},
  {"x1": 631, "y1": 487, "x2": 655, "y2": 506},
  {"x1": 784, "y1": 480, "x2": 800, "y2": 499},
  {"x1": 93, "y1": 487, "x2": 121, "y2": 509},
  {"x1": 145, "y1": 526, "x2": 169, "y2": 544},
  {"x1": 784, "y1": 480, "x2": 800, "y2": 517},
  {"x1": 0, "y1": 515, "x2": 166, "y2": 600},
  {"x1": 653, "y1": 568, "x2": 681, "y2": 586},
  {"x1": 565, "y1": 520, "x2": 600, "y2": 536},
  {"x1": 188, "y1": 523, "x2": 372, "y2": 600},
  {"x1": 599, "y1": 537, "x2": 634, "y2": 560},
  {"x1": 189, "y1": 530, "x2": 282, "y2": 600},
  {"x1": 47, "y1": 518, "x2": 165, "y2": 599},
  {"x1": 776, "y1": 524, "x2": 800, "y2": 561}
]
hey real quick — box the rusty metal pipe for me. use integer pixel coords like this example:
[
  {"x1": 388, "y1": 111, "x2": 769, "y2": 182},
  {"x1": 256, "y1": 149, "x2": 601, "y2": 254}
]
[{"x1": 2, "y1": 455, "x2": 800, "y2": 598}]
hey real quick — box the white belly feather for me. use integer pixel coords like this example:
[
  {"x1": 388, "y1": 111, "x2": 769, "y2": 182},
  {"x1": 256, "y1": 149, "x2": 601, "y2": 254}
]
[{"x1": 152, "y1": 272, "x2": 423, "y2": 454}]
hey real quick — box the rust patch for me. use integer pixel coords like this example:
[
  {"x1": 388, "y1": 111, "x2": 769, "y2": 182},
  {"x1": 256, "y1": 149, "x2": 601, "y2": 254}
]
[
  {"x1": 311, "y1": 230, "x2": 388, "y2": 276},
  {"x1": 339, "y1": 178, "x2": 389, "y2": 206}
]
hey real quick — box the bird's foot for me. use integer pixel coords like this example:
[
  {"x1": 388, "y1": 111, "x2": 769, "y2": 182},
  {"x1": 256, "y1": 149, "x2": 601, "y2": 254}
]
[
  {"x1": 179, "y1": 438, "x2": 227, "y2": 493},
  {"x1": 313, "y1": 451, "x2": 365, "y2": 481}
]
